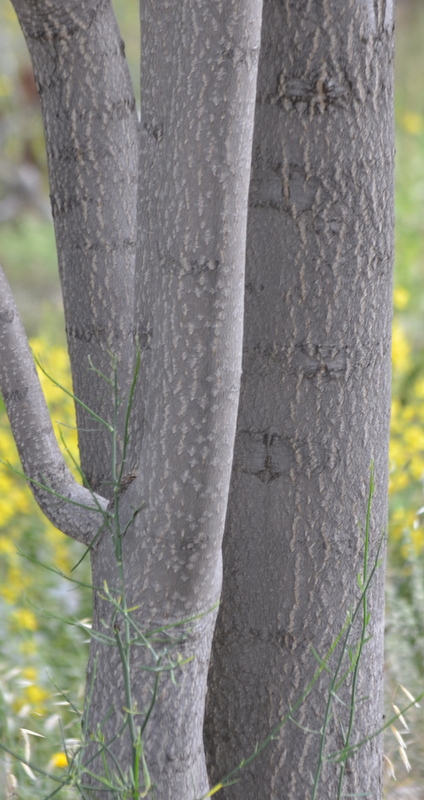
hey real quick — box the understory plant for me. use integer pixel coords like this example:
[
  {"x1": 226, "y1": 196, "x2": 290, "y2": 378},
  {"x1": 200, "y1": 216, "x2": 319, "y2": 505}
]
[{"x1": 1, "y1": 349, "x2": 419, "y2": 799}]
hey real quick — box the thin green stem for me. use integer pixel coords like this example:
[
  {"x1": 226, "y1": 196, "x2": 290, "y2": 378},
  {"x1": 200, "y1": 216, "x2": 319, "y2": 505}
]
[
  {"x1": 0, "y1": 460, "x2": 107, "y2": 513},
  {"x1": 117, "y1": 347, "x2": 140, "y2": 488},
  {"x1": 139, "y1": 671, "x2": 161, "y2": 738},
  {"x1": 327, "y1": 693, "x2": 424, "y2": 761},
  {"x1": 310, "y1": 467, "x2": 381, "y2": 800},
  {"x1": 33, "y1": 353, "x2": 114, "y2": 432},
  {"x1": 198, "y1": 510, "x2": 385, "y2": 800},
  {"x1": 335, "y1": 466, "x2": 374, "y2": 798},
  {"x1": 197, "y1": 621, "x2": 349, "y2": 800}
]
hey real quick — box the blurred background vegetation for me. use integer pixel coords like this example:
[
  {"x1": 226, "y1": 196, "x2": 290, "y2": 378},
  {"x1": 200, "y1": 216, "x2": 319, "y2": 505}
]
[{"x1": 0, "y1": 0, "x2": 424, "y2": 796}]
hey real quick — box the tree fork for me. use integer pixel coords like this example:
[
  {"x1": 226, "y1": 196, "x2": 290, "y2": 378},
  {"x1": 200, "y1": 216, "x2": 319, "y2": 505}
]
[{"x1": 8, "y1": 0, "x2": 264, "y2": 796}]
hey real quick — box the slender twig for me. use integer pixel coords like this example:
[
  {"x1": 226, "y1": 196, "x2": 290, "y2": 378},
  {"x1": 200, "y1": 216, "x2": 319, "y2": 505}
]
[
  {"x1": 335, "y1": 467, "x2": 375, "y2": 797},
  {"x1": 0, "y1": 265, "x2": 108, "y2": 544},
  {"x1": 34, "y1": 353, "x2": 114, "y2": 434},
  {"x1": 310, "y1": 467, "x2": 377, "y2": 799}
]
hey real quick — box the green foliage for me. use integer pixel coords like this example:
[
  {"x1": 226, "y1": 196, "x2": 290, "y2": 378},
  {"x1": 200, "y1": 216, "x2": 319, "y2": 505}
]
[
  {"x1": 383, "y1": 6, "x2": 424, "y2": 790},
  {"x1": 0, "y1": 368, "x2": 402, "y2": 798},
  {"x1": 0, "y1": 342, "x2": 90, "y2": 797}
]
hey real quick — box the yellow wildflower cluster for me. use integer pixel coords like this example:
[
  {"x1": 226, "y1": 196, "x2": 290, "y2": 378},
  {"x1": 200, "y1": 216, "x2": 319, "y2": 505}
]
[
  {"x1": 400, "y1": 111, "x2": 424, "y2": 137},
  {"x1": 0, "y1": 340, "x2": 78, "y2": 608},
  {"x1": 0, "y1": 338, "x2": 90, "y2": 793},
  {"x1": 0, "y1": 314, "x2": 422, "y2": 623},
  {"x1": 0, "y1": 304, "x2": 421, "y2": 789},
  {"x1": 389, "y1": 289, "x2": 424, "y2": 555}
]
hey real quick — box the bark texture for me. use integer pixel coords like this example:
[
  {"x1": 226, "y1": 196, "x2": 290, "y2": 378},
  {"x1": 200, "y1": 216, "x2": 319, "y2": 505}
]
[
  {"x1": 12, "y1": 0, "x2": 139, "y2": 497},
  {"x1": 3, "y1": 0, "x2": 395, "y2": 797},
  {"x1": 10, "y1": 0, "x2": 263, "y2": 797},
  {"x1": 205, "y1": 2, "x2": 394, "y2": 798},
  {"x1": 0, "y1": 266, "x2": 108, "y2": 542},
  {"x1": 81, "y1": 3, "x2": 263, "y2": 796}
]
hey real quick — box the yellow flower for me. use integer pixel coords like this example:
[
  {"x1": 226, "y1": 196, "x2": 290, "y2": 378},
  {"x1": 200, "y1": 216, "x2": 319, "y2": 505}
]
[
  {"x1": 13, "y1": 684, "x2": 49, "y2": 715},
  {"x1": 0, "y1": 536, "x2": 15, "y2": 555},
  {"x1": 400, "y1": 111, "x2": 424, "y2": 136},
  {"x1": 50, "y1": 751, "x2": 68, "y2": 769},
  {"x1": 409, "y1": 455, "x2": 424, "y2": 481},
  {"x1": 10, "y1": 608, "x2": 38, "y2": 632},
  {"x1": 393, "y1": 286, "x2": 410, "y2": 311},
  {"x1": 402, "y1": 405, "x2": 417, "y2": 423},
  {"x1": 0, "y1": 496, "x2": 20, "y2": 527},
  {"x1": 390, "y1": 507, "x2": 417, "y2": 544},
  {"x1": 413, "y1": 377, "x2": 424, "y2": 399},
  {"x1": 0, "y1": 584, "x2": 20, "y2": 604},
  {"x1": 0, "y1": 565, "x2": 30, "y2": 603},
  {"x1": 392, "y1": 320, "x2": 411, "y2": 374},
  {"x1": 24, "y1": 684, "x2": 49, "y2": 708},
  {"x1": 22, "y1": 667, "x2": 38, "y2": 682},
  {"x1": 389, "y1": 472, "x2": 409, "y2": 494}
]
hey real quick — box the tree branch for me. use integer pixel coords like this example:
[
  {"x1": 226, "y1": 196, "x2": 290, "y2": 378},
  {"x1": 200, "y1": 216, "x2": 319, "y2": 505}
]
[
  {"x1": 11, "y1": 0, "x2": 140, "y2": 497},
  {"x1": 0, "y1": 266, "x2": 108, "y2": 545}
]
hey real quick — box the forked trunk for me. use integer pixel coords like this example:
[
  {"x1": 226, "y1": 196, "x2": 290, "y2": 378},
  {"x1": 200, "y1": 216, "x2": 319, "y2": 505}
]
[{"x1": 10, "y1": 0, "x2": 263, "y2": 796}]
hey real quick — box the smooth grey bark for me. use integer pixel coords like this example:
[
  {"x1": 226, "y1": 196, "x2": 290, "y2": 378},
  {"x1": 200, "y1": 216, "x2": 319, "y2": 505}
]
[
  {"x1": 0, "y1": 266, "x2": 108, "y2": 542},
  {"x1": 11, "y1": 0, "x2": 140, "y2": 498},
  {"x1": 83, "y1": 3, "x2": 263, "y2": 796},
  {"x1": 2, "y1": 0, "x2": 395, "y2": 797},
  {"x1": 205, "y1": 2, "x2": 394, "y2": 798},
  {"x1": 6, "y1": 0, "x2": 263, "y2": 797}
]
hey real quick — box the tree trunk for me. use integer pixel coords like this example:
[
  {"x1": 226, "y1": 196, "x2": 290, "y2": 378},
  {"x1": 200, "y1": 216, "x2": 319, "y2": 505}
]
[
  {"x1": 205, "y1": 2, "x2": 395, "y2": 798},
  {"x1": 4, "y1": 1, "x2": 395, "y2": 797},
  {"x1": 9, "y1": 0, "x2": 263, "y2": 797},
  {"x1": 84, "y1": 4, "x2": 262, "y2": 795},
  {"x1": 11, "y1": 0, "x2": 140, "y2": 498}
]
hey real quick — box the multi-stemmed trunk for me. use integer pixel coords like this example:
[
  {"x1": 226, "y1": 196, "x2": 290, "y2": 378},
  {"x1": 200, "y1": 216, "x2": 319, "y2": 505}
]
[
  {"x1": 1, "y1": 1, "x2": 394, "y2": 798},
  {"x1": 6, "y1": 0, "x2": 263, "y2": 796}
]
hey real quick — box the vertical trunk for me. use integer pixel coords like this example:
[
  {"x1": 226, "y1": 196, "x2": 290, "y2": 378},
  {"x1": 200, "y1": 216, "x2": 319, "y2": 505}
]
[
  {"x1": 206, "y1": 2, "x2": 394, "y2": 798},
  {"x1": 11, "y1": 0, "x2": 264, "y2": 795},
  {"x1": 11, "y1": 0, "x2": 139, "y2": 496},
  {"x1": 81, "y1": 2, "x2": 263, "y2": 797}
]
